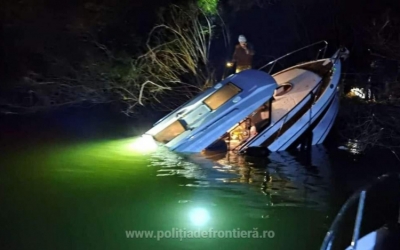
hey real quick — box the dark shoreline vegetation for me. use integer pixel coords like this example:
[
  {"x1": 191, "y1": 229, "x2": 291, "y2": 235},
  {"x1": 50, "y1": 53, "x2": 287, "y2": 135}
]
[{"x1": 336, "y1": 96, "x2": 400, "y2": 154}]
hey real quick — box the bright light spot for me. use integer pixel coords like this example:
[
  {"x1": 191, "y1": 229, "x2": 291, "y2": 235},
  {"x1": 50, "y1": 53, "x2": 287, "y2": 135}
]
[
  {"x1": 346, "y1": 139, "x2": 365, "y2": 154},
  {"x1": 189, "y1": 208, "x2": 210, "y2": 226},
  {"x1": 129, "y1": 135, "x2": 158, "y2": 153},
  {"x1": 350, "y1": 88, "x2": 365, "y2": 99},
  {"x1": 226, "y1": 62, "x2": 234, "y2": 68}
]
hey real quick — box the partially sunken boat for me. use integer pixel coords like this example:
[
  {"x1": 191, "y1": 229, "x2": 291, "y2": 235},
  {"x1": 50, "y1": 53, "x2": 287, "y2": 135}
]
[{"x1": 140, "y1": 41, "x2": 349, "y2": 153}]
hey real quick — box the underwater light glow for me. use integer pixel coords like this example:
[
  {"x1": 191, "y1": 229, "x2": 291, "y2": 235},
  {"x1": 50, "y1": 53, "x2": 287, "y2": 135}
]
[
  {"x1": 129, "y1": 135, "x2": 158, "y2": 153},
  {"x1": 189, "y1": 208, "x2": 210, "y2": 226}
]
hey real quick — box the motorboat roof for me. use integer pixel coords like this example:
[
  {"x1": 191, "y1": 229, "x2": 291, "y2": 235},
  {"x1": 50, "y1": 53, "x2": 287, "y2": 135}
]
[
  {"x1": 224, "y1": 69, "x2": 278, "y2": 90},
  {"x1": 143, "y1": 69, "x2": 278, "y2": 153}
]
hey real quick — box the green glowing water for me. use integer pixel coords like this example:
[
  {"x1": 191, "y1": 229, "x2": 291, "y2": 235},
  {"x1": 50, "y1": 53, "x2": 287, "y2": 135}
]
[{"x1": 0, "y1": 137, "x2": 371, "y2": 250}]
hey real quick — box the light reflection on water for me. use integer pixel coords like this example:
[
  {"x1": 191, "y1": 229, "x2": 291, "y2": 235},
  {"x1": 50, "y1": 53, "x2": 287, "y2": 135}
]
[
  {"x1": 3, "y1": 113, "x2": 398, "y2": 249},
  {"x1": 345, "y1": 139, "x2": 366, "y2": 154},
  {"x1": 0, "y1": 137, "x2": 337, "y2": 249},
  {"x1": 151, "y1": 145, "x2": 333, "y2": 211}
]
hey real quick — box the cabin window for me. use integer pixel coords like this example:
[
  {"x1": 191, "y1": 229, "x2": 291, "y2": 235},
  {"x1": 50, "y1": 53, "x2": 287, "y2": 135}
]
[
  {"x1": 153, "y1": 120, "x2": 186, "y2": 143},
  {"x1": 274, "y1": 83, "x2": 293, "y2": 97},
  {"x1": 203, "y1": 83, "x2": 241, "y2": 110}
]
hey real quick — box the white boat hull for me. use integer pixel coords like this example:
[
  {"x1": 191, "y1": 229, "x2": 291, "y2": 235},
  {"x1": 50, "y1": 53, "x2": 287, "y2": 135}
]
[
  {"x1": 140, "y1": 43, "x2": 349, "y2": 154},
  {"x1": 311, "y1": 91, "x2": 340, "y2": 145},
  {"x1": 239, "y1": 57, "x2": 342, "y2": 152}
]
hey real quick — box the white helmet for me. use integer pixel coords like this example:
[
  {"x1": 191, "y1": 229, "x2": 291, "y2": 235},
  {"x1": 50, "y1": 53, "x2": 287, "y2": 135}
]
[{"x1": 238, "y1": 35, "x2": 247, "y2": 43}]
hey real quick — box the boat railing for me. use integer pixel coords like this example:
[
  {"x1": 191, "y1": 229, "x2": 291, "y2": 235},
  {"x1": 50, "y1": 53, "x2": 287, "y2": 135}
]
[
  {"x1": 238, "y1": 69, "x2": 328, "y2": 151},
  {"x1": 239, "y1": 50, "x2": 345, "y2": 152},
  {"x1": 272, "y1": 75, "x2": 324, "y2": 137},
  {"x1": 320, "y1": 173, "x2": 400, "y2": 250},
  {"x1": 259, "y1": 40, "x2": 328, "y2": 74}
]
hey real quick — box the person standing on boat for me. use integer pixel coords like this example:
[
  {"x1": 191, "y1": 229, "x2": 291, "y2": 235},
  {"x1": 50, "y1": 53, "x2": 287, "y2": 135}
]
[{"x1": 228, "y1": 35, "x2": 255, "y2": 73}]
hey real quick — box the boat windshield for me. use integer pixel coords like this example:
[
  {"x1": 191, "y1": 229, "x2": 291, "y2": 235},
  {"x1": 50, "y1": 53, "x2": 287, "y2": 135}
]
[{"x1": 203, "y1": 83, "x2": 241, "y2": 110}]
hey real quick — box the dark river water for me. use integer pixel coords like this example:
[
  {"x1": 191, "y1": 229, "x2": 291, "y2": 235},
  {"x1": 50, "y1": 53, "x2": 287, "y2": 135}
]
[{"x1": 1, "y1": 107, "x2": 400, "y2": 250}]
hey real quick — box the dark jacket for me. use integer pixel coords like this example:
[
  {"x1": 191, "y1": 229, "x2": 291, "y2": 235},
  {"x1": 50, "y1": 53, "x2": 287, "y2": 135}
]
[{"x1": 232, "y1": 43, "x2": 255, "y2": 66}]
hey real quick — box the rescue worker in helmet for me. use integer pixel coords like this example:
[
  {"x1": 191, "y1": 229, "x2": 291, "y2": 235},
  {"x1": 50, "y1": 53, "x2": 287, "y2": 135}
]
[{"x1": 227, "y1": 35, "x2": 255, "y2": 73}]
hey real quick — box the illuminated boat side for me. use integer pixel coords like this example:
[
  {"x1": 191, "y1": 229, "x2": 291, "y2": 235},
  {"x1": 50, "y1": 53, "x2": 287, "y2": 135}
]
[
  {"x1": 143, "y1": 69, "x2": 278, "y2": 153},
  {"x1": 238, "y1": 48, "x2": 348, "y2": 153},
  {"x1": 140, "y1": 41, "x2": 349, "y2": 153}
]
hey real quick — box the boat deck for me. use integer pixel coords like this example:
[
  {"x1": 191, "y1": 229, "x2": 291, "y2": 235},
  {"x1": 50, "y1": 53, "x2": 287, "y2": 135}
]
[{"x1": 270, "y1": 68, "x2": 321, "y2": 123}]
